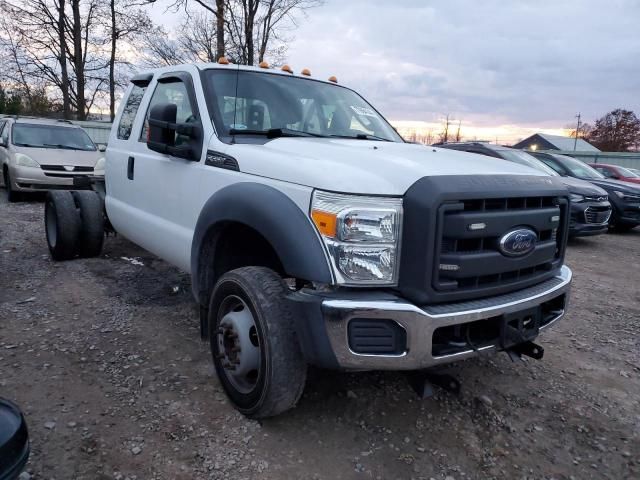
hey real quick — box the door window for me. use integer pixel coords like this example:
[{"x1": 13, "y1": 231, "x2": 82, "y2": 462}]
[
  {"x1": 594, "y1": 167, "x2": 613, "y2": 177},
  {"x1": 117, "y1": 85, "x2": 147, "y2": 140},
  {"x1": 140, "y1": 79, "x2": 196, "y2": 143},
  {"x1": 0, "y1": 122, "x2": 9, "y2": 145}
]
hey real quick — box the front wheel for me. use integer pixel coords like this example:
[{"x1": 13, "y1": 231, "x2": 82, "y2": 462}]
[
  {"x1": 208, "y1": 267, "x2": 307, "y2": 419},
  {"x1": 4, "y1": 168, "x2": 20, "y2": 202}
]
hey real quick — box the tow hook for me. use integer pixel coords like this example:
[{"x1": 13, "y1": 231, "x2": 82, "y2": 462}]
[
  {"x1": 506, "y1": 341, "x2": 545, "y2": 362},
  {"x1": 406, "y1": 370, "x2": 461, "y2": 399}
]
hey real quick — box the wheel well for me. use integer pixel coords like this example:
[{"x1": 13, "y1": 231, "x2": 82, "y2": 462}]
[{"x1": 197, "y1": 221, "x2": 285, "y2": 306}]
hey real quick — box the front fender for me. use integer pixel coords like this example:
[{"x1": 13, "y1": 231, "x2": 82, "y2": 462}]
[{"x1": 191, "y1": 182, "x2": 333, "y2": 304}]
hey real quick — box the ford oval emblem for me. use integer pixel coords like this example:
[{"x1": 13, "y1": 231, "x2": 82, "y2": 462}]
[{"x1": 499, "y1": 228, "x2": 537, "y2": 257}]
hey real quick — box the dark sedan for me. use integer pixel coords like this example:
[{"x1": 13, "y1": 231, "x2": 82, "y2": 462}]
[
  {"x1": 531, "y1": 152, "x2": 640, "y2": 232},
  {"x1": 434, "y1": 142, "x2": 612, "y2": 237}
]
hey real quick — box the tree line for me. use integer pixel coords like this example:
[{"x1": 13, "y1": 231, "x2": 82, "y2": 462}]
[
  {"x1": 0, "y1": 0, "x2": 322, "y2": 121},
  {"x1": 569, "y1": 109, "x2": 640, "y2": 152}
]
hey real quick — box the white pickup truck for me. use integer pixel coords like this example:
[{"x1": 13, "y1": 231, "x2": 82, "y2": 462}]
[{"x1": 44, "y1": 60, "x2": 572, "y2": 418}]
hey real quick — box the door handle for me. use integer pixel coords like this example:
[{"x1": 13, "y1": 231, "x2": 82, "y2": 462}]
[{"x1": 127, "y1": 156, "x2": 135, "y2": 180}]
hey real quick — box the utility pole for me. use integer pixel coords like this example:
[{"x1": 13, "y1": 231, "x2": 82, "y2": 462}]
[{"x1": 573, "y1": 113, "x2": 581, "y2": 151}]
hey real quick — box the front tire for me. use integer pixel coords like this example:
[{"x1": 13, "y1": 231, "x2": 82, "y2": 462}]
[
  {"x1": 4, "y1": 168, "x2": 20, "y2": 203},
  {"x1": 208, "y1": 267, "x2": 307, "y2": 419},
  {"x1": 45, "y1": 191, "x2": 81, "y2": 260}
]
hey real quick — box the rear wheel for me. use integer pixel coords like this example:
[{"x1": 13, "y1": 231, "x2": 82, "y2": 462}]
[
  {"x1": 208, "y1": 266, "x2": 307, "y2": 419},
  {"x1": 45, "y1": 191, "x2": 81, "y2": 260},
  {"x1": 72, "y1": 190, "x2": 104, "y2": 257}
]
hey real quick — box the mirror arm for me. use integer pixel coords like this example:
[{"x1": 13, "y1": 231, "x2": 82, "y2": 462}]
[
  {"x1": 147, "y1": 141, "x2": 196, "y2": 160},
  {"x1": 148, "y1": 118, "x2": 198, "y2": 137}
]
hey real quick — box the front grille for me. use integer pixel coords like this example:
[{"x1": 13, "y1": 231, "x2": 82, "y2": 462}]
[
  {"x1": 584, "y1": 206, "x2": 611, "y2": 224},
  {"x1": 40, "y1": 165, "x2": 94, "y2": 172},
  {"x1": 434, "y1": 196, "x2": 566, "y2": 294}
]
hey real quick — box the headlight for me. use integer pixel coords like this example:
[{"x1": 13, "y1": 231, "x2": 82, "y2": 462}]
[
  {"x1": 613, "y1": 190, "x2": 640, "y2": 202},
  {"x1": 570, "y1": 193, "x2": 584, "y2": 203},
  {"x1": 94, "y1": 157, "x2": 106, "y2": 172},
  {"x1": 15, "y1": 153, "x2": 39, "y2": 168},
  {"x1": 311, "y1": 190, "x2": 402, "y2": 285}
]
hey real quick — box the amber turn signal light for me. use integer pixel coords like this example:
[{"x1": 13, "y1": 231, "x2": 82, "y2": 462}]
[{"x1": 311, "y1": 210, "x2": 337, "y2": 237}]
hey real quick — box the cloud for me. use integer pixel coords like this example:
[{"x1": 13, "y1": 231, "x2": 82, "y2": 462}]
[{"x1": 287, "y1": 0, "x2": 640, "y2": 134}]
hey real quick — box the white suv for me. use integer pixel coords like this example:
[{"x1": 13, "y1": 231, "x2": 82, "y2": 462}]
[
  {"x1": 0, "y1": 117, "x2": 105, "y2": 201},
  {"x1": 43, "y1": 61, "x2": 573, "y2": 418}
]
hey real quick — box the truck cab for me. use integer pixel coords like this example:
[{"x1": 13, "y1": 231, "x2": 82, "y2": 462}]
[{"x1": 45, "y1": 60, "x2": 572, "y2": 418}]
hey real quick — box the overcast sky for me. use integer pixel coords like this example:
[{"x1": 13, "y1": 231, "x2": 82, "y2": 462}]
[{"x1": 154, "y1": 0, "x2": 640, "y2": 141}]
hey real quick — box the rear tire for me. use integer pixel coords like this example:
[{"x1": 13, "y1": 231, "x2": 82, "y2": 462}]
[
  {"x1": 72, "y1": 190, "x2": 104, "y2": 257},
  {"x1": 45, "y1": 191, "x2": 81, "y2": 261},
  {"x1": 208, "y1": 266, "x2": 307, "y2": 419}
]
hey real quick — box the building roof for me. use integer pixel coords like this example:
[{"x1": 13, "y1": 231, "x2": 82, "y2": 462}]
[{"x1": 513, "y1": 133, "x2": 600, "y2": 152}]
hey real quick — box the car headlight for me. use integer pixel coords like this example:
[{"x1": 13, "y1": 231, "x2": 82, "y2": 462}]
[
  {"x1": 613, "y1": 190, "x2": 640, "y2": 202},
  {"x1": 15, "y1": 153, "x2": 39, "y2": 168},
  {"x1": 570, "y1": 193, "x2": 584, "y2": 203},
  {"x1": 311, "y1": 190, "x2": 402, "y2": 285},
  {"x1": 94, "y1": 157, "x2": 106, "y2": 172}
]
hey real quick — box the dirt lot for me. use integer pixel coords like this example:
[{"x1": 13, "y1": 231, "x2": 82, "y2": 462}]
[{"x1": 1, "y1": 193, "x2": 638, "y2": 480}]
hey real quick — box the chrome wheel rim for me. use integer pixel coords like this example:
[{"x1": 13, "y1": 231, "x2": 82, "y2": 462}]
[{"x1": 216, "y1": 295, "x2": 261, "y2": 394}]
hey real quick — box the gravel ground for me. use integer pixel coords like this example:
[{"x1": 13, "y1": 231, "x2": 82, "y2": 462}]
[{"x1": 1, "y1": 193, "x2": 639, "y2": 480}]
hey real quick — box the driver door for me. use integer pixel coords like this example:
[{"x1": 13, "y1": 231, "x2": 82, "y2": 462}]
[{"x1": 125, "y1": 72, "x2": 205, "y2": 271}]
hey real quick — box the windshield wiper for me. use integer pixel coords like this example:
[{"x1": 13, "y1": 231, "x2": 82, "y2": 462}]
[
  {"x1": 43, "y1": 143, "x2": 86, "y2": 151},
  {"x1": 329, "y1": 133, "x2": 392, "y2": 142},
  {"x1": 229, "y1": 128, "x2": 326, "y2": 139},
  {"x1": 14, "y1": 143, "x2": 46, "y2": 148}
]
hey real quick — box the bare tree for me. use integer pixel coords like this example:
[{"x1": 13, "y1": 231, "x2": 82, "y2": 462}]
[
  {"x1": 225, "y1": 0, "x2": 322, "y2": 65},
  {"x1": 169, "y1": 0, "x2": 226, "y2": 59},
  {"x1": 105, "y1": 0, "x2": 152, "y2": 120},
  {"x1": 588, "y1": 109, "x2": 640, "y2": 152},
  {"x1": 1, "y1": 0, "x2": 110, "y2": 119},
  {"x1": 438, "y1": 114, "x2": 451, "y2": 143},
  {"x1": 140, "y1": 13, "x2": 220, "y2": 67},
  {"x1": 566, "y1": 122, "x2": 593, "y2": 140},
  {"x1": 455, "y1": 119, "x2": 462, "y2": 142}
]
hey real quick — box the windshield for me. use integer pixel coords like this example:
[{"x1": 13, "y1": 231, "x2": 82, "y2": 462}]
[
  {"x1": 615, "y1": 166, "x2": 640, "y2": 178},
  {"x1": 557, "y1": 156, "x2": 605, "y2": 179},
  {"x1": 12, "y1": 124, "x2": 96, "y2": 151},
  {"x1": 205, "y1": 70, "x2": 403, "y2": 142},
  {"x1": 499, "y1": 149, "x2": 559, "y2": 176}
]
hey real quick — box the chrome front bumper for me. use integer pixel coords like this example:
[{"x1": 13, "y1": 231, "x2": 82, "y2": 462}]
[{"x1": 320, "y1": 265, "x2": 572, "y2": 370}]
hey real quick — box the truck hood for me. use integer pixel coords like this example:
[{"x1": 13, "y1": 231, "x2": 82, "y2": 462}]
[
  {"x1": 15, "y1": 146, "x2": 101, "y2": 168},
  {"x1": 557, "y1": 176, "x2": 607, "y2": 196},
  {"x1": 227, "y1": 139, "x2": 549, "y2": 195}
]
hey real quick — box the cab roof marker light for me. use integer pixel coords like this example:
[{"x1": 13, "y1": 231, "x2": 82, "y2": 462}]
[
  {"x1": 328, "y1": 75, "x2": 338, "y2": 83},
  {"x1": 218, "y1": 56, "x2": 230, "y2": 65},
  {"x1": 259, "y1": 61, "x2": 269, "y2": 69},
  {"x1": 301, "y1": 68, "x2": 311, "y2": 76},
  {"x1": 281, "y1": 65, "x2": 293, "y2": 74}
]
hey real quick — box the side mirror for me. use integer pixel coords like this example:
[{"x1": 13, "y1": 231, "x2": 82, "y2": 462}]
[
  {"x1": 0, "y1": 398, "x2": 30, "y2": 479},
  {"x1": 146, "y1": 103, "x2": 201, "y2": 161},
  {"x1": 97, "y1": 144, "x2": 107, "y2": 152},
  {"x1": 0, "y1": 139, "x2": 7, "y2": 148}
]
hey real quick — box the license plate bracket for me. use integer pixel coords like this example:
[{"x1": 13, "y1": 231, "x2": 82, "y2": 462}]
[{"x1": 500, "y1": 306, "x2": 541, "y2": 349}]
